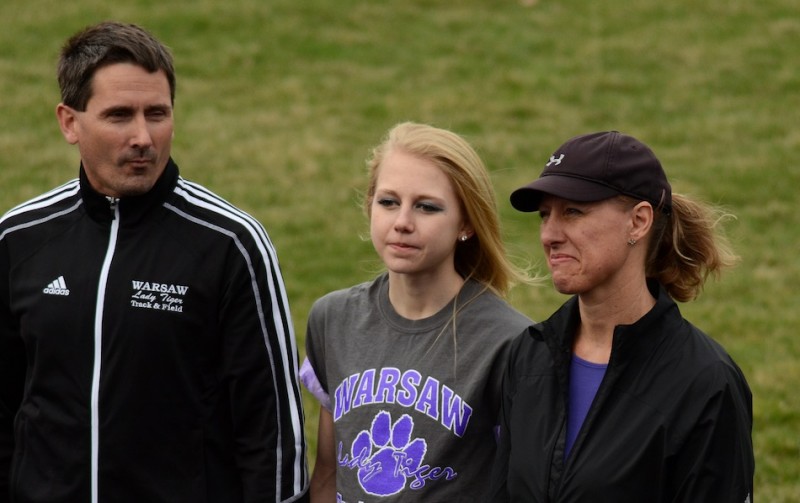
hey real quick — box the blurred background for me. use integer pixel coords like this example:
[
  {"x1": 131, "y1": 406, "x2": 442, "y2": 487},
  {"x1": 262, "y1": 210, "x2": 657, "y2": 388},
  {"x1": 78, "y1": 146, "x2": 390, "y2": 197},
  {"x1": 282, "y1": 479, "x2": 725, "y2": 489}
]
[{"x1": 1, "y1": 0, "x2": 797, "y2": 499}]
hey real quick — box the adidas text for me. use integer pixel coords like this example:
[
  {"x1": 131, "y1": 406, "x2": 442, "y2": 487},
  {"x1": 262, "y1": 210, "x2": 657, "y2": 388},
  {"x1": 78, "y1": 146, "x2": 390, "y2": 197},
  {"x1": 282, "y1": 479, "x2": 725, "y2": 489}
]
[
  {"x1": 43, "y1": 276, "x2": 70, "y2": 296},
  {"x1": 43, "y1": 287, "x2": 70, "y2": 296}
]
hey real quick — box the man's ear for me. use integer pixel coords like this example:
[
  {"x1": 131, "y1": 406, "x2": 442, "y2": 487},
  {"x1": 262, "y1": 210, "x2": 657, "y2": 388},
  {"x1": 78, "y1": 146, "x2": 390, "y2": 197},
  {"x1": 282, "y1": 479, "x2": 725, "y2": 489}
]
[{"x1": 55, "y1": 103, "x2": 79, "y2": 145}]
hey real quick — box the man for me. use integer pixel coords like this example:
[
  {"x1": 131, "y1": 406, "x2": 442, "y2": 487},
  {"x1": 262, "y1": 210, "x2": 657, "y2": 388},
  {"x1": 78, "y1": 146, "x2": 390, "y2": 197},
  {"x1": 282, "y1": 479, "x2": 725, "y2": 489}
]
[{"x1": 0, "y1": 21, "x2": 308, "y2": 502}]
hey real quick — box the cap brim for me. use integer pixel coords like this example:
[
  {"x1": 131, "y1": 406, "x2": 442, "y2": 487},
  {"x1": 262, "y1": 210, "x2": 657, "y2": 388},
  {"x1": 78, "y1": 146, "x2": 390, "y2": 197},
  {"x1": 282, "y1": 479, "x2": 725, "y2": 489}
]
[{"x1": 510, "y1": 175, "x2": 620, "y2": 212}]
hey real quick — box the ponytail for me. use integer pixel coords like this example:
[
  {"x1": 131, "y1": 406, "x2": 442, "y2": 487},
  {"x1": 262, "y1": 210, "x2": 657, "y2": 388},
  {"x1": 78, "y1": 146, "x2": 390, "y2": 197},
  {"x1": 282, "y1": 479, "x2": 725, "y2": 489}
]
[{"x1": 646, "y1": 193, "x2": 739, "y2": 302}]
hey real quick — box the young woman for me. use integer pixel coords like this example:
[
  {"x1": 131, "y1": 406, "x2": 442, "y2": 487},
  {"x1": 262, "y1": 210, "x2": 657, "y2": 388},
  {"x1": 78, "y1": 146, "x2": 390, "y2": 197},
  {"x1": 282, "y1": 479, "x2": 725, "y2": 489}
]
[
  {"x1": 300, "y1": 122, "x2": 532, "y2": 502},
  {"x1": 489, "y1": 131, "x2": 754, "y2": 502}
]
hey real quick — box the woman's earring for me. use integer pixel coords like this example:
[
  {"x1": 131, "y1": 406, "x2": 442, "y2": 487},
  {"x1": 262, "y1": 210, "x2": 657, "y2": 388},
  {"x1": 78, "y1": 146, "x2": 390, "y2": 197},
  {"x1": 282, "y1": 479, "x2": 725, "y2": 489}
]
[
  {"x1": 627, "y1": 238, "x2": 637, "y2": 246},
  {"x1": 460, "y1": 235, "x2": 468, "y2": 242}
]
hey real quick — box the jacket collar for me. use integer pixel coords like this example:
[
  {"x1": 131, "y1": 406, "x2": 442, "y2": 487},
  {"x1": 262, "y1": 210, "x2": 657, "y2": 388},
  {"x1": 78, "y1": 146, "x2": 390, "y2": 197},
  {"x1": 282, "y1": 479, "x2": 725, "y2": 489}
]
[
  {"x1": 609, "y1": 280, "x2": 681, "y2": 363},
  {"x1": 80, "y1": 158, "x2": 180, "y2": 226},
  {"x1": 531, "y1": 280, "x2": 680, "y2": 365}
]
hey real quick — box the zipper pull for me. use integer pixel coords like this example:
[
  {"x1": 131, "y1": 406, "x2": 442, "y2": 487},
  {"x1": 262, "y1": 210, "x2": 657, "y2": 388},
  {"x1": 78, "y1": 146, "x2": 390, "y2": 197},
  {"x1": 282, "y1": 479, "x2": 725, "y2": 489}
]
[{"x1": 107, "y1": 196, "x2": 119, "y2": 219}]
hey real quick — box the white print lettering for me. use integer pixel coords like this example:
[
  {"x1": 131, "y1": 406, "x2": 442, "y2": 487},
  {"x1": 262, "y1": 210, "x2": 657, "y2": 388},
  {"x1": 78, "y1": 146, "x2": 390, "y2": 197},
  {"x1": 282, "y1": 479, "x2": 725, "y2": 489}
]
[
  {"x1": 132, "y1": 280, "x2": 189, "y2": 295},
  {"x1": 129, "y1": 280, "x2": 188, "y2": 314}
]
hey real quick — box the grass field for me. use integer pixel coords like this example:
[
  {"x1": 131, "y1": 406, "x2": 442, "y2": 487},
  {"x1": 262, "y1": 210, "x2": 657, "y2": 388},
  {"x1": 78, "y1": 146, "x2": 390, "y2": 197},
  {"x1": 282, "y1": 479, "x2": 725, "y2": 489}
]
[{"x1": 1, "y1": 0, "x2": 798, "y2": 499}]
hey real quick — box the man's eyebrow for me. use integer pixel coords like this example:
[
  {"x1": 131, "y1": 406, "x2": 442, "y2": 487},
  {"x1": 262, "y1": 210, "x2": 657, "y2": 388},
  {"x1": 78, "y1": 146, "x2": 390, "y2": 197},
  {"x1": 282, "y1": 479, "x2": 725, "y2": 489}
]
[
  {"x1": 99, "y1": 105, "x2": 134, "y2": 116},
  {"x1": 145, "y1": 103, "x2": 172, "y2": 112},
  {"x1": 98, "y1": 103, "x2": 172, "y2": 116}
]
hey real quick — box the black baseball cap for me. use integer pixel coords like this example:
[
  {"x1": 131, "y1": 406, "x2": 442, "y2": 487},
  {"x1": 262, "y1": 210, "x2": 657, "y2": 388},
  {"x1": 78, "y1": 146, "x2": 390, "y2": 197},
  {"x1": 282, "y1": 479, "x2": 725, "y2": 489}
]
[{"x1": 510, "y1": 131, "x2": 672, "y2": 213}]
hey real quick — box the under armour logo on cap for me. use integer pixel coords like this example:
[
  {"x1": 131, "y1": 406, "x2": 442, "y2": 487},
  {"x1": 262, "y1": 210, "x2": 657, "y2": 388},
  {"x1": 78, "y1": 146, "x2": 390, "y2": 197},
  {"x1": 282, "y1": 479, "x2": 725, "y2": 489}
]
[{"x1": 546, "y1": 154, "x2": 564, "y2": 167}]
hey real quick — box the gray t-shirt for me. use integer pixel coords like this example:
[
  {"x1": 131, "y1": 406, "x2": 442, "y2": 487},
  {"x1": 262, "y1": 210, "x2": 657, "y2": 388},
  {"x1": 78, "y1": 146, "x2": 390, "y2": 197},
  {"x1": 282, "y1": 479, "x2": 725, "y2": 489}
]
[{"x1": 303, "y1": 273, "x2": 532, "y2": 502}]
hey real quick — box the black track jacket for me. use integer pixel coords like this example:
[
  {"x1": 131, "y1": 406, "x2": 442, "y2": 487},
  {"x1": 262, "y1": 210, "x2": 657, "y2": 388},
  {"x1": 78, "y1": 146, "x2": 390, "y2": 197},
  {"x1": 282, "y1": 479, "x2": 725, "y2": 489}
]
[
  {"x1": 0, "y1": 160, "x2": 308, "y2": 502},
  {"x1": 488, "y1": 281, "x2": 753, "y2": 502}
]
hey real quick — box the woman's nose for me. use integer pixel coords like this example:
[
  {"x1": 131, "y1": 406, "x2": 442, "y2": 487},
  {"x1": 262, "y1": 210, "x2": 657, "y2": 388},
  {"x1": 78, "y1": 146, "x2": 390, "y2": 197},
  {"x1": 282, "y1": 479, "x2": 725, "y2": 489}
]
[{"x1": 393, "y1": 206, "x2": 414, "y2": 232}]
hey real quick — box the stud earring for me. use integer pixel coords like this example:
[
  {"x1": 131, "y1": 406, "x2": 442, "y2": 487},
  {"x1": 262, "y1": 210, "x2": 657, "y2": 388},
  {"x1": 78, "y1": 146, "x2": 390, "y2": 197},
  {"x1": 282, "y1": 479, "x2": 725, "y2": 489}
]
[
  {"x1": 627, "y1": 238, "x2": 637, "y2": 246},
  {"x1": 460, "y1": 235, "x2": 468, "y2": 242}
]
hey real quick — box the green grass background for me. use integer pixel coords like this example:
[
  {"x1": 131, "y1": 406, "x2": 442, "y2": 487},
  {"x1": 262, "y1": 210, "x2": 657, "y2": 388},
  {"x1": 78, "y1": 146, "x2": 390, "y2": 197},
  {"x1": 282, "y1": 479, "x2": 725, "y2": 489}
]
[{"x1": 1, "y1": 0, "x2": 797, "y2": 499}]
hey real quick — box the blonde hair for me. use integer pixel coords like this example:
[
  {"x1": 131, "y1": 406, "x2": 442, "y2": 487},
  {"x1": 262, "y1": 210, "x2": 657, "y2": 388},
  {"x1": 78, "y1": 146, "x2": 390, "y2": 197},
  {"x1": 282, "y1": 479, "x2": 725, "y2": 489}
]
[
  {"x1": 645, "y1": 193, "x2": 739, "y2": 302},
  {"x1": 364, "y1": 122, "x2": 528, "y2": 297}
]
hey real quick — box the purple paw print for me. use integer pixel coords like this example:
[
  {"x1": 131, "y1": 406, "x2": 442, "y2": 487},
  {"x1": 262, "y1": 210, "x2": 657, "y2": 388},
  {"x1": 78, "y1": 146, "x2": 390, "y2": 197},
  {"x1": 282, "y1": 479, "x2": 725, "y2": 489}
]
[{"x1": 351, "y1": 411, "x2": 427, "y2": 496}]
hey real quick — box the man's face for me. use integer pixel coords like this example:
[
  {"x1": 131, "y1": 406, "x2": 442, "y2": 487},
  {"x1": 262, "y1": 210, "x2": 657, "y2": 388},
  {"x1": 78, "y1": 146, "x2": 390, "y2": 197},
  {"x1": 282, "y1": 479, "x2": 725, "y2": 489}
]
[{"x1": 56, "y1": 62, "x2": 173, "y2": 198}]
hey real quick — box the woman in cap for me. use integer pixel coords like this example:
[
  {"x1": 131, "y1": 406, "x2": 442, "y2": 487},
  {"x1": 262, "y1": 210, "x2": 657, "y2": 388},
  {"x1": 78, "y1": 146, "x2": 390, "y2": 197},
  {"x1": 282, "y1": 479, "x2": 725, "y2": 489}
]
[{"x1": 488, "y1": 131, "x2": 754, "y2": 502}]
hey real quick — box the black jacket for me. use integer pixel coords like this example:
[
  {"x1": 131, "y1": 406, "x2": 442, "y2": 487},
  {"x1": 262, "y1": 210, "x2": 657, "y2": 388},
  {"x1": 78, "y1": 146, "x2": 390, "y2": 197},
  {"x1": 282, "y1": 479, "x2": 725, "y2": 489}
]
[
  {"x1": 488, "y1": 281, "x2": 753, "y2": 502},
  {"x1": 0, "y1": 160, "x2": 308, "y2": 502}
]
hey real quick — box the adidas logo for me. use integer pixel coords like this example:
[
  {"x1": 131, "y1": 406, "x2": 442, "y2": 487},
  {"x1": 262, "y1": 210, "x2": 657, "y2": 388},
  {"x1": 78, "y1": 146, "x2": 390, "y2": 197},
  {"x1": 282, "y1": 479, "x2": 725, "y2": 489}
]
[{"x1": 43, "y1": 276, "x2": 70, "y2": 296}]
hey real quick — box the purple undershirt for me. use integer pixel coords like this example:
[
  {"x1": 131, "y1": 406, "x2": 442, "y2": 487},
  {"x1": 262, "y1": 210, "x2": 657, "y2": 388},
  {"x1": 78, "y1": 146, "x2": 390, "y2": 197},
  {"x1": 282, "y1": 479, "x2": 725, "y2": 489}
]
[{"x1": 565, "y1": 354, "x2": 607, "y2": 459}]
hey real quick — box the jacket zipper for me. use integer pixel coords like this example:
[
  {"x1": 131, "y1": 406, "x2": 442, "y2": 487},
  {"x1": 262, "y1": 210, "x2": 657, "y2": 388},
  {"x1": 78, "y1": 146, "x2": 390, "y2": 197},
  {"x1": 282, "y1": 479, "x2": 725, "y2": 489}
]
[{"x1": 90, "y1": 197, "x2": 120, "y2": 503}]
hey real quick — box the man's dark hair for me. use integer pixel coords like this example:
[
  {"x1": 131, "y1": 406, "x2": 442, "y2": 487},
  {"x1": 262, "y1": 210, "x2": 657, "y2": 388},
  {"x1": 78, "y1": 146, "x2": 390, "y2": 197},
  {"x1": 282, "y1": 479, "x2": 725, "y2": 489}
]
[{"x1": 57, "y1": 21, "x2": 176, "y2": 110}]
